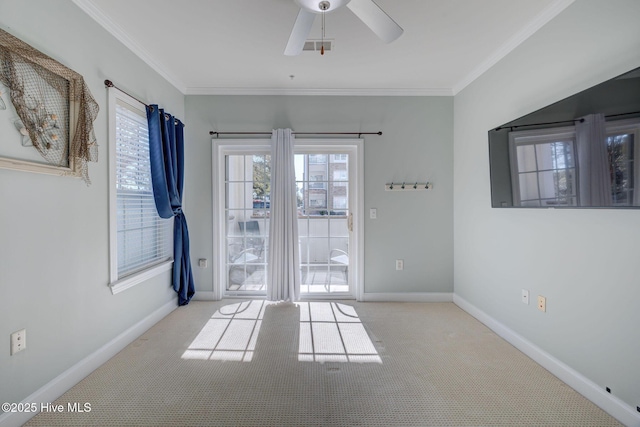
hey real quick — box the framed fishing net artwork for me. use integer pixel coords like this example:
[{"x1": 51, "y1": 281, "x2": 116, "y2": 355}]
[{"x1": 0, "y1": 28, "x2": 99, "y2": 184}]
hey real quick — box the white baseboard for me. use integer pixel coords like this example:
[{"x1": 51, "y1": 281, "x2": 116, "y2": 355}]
[
  {"x1": 194, "y1": 291, "x2": 453, "y2": 303},
  {"x1": 453, "y1": 294, "x2": 640, "y2": 427},
  {"x1": 362, "y1": 292, "x2": 453, "y2": 302},
  {"x1": 0, "y1": 299, "x2": 178, "y2": 427},
  {"x1": 5, "y1": 293, "x2": 636, "y2": 426},
  {"x1": 192, "y1": 291, "x2": 216, "y2": 301}
]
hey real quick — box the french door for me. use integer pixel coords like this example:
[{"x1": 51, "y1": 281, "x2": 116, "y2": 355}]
[{"x1": 213, "y1": 139, "x2": 363, "y2": 300}]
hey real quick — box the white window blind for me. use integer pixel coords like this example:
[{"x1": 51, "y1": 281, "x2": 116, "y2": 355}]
[{"x1": 114, "y1": 98, "x2": 172, "y2": 278}]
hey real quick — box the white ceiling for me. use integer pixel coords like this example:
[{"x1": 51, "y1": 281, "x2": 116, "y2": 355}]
[{"x1": 73, "y1": 0, "x2": 574, "y2": 96}]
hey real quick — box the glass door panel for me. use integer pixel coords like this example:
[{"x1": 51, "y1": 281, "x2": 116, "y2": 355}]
[
  {"x1": 218, "y1": 143, "x2": 358, "y2": 300},
  {"x1": 225, "y1": 154, "x2": 270, "y2": 295},
  {"x1": 296, "y1": 153, "x2": 351, "y2": 295}
]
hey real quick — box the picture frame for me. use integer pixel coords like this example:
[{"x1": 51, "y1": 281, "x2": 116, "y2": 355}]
[{"x1": 0, "y1": 28, "x2": 98, "y2": 182}]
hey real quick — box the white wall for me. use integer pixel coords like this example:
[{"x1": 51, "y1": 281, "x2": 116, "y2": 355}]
[
  {"x1": 0, "y1": 0, "x2": 184, "y2": 407},
  {"x1": 184, "y1": 95, "x2": 453, "y2": 298},
  {"x1": 454, "y1": 0, "x2": 640, "y2": 412},
  {"x1": 10, "y1": 0, "x2": 636, "y2": 420}
]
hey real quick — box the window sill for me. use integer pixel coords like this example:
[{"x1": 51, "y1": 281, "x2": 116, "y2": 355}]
[{"x1": 110, "y1": 260, "x2": 173, "y2": 295}]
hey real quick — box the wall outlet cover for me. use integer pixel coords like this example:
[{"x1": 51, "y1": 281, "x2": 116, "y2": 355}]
[
  {"x1": 10, "y1": 329, "x2": 26, "y2": 355},
  {"x1": 537, "y1": 295, "x2": 546, "y2": 312}
]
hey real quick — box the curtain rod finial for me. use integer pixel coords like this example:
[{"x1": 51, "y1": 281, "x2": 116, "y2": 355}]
[{"x1": 104, "y1": 79, "x2": 114, "y2": 88}]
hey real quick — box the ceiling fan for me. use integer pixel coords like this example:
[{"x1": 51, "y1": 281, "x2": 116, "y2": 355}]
[{"x1": 284, "y1": 0, "x2": 403, "y2": 56}]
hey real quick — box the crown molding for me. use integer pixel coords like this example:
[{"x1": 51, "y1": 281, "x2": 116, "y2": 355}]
[
  {"x1": 74, "y1": 0, "x2": 573, "y2": 98},
  {"x1": 71, "y1": 0, "x2": 187, "y2": 93},
  {"x1": 185, "y1": 87, "x2": 453, "y2": 96},
  {"x1": 452, "y1": 0, "x2": 575, "y2": 95}
]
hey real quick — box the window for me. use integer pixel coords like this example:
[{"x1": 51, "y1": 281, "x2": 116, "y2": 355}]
[
  {"x1": 606, "y1": 120, "x2": 639, "y2": 206},
  {"x1": 224, "y1": 153, "x2": 270, "y2": 295},
  {"x1": 333, "y1": 170, "x2": 347, "y2": 181},
  {"x1": 509, "y1": 127, "x2": 578, "y2": 207},
  {"x1": 108, "y1": 89, "x2": 173, "y2": 293},
  {"x1": 309, "y1": 154, "x2": 327, "y2": 164},
  {"x1": 214, "y1": 140, "x2": 363, "y2": 299},
  {"x1": 309, "y1": 195, "x2": 326, "y2": 208},
  {"x1": 308, "y1": 183, "x2": 326, "y2": 189},
  {"x1": 333, "y1": 169, "x2": 348, "y2": 188},
  {"x1": 333, "y1": 196, "x2": 347, "y2": 209},
  {"x1": 509, "y1": 120, "x2": 640, "y2": 207}
]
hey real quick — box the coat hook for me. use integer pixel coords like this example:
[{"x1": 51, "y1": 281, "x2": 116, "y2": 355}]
[
  {"x1": 425, "y1": 182, "x2": 430, "y2": 189},
  {"x1": 413, "y1": 182, "x2": 418, "y2": 189},
  {"x1": 401, "y1": 182, "x2": 405, "y2": 189},
  {"x1": 390, "y1": 182, "x2": 394, "y2": 190}
]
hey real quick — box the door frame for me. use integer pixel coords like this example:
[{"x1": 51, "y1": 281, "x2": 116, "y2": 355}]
[{"x1": 212, "y1": 138, "x2": 364, "y2": 301}]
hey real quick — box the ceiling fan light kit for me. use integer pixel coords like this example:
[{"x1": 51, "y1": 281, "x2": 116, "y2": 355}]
[
  {"x1": 285, "y1": 0, "x2": 403, "y2": 56},
  {"x1": 296, "y1": 0, "x2": 350, "y2": 13}
]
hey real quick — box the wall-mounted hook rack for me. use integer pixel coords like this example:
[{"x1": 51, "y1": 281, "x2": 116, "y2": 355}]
[{"x1": 385, "y1": 182, "x2": 433, "y2": 191}]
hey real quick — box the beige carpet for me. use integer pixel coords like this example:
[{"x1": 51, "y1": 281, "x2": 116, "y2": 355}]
[{"x1": 25, "y1": 301, "x2": 621, "y2": 426}]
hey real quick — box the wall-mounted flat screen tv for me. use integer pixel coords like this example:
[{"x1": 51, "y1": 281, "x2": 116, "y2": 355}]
[{"x1": 488, "y1": 66, "x2": 640, "y2": 208}]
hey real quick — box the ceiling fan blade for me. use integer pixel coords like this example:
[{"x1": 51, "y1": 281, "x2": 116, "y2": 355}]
[
  {"x1": 284, "y1": 9, "x2": 316, "y2": 56},
  {"x1": 346, "y1": 0, "x2": 403, "y2": 43}
]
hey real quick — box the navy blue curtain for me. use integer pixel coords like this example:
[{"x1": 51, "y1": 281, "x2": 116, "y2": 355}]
[{"x1": 147, "y1": 105, "x2": 195, "y2": 305}]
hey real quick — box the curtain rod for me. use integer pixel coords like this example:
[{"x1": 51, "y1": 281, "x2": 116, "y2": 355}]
[
  {"x1": 105, "y1": 79, "x2": 183, "y2": 125},
  {"x1": 104, "y1": 80, "x2": 150, "y2": 108},
  {"x1": 494, "y1": 111, "x2": 640, "y2": 132},
  {"x1": 209, "y1": 131, "x2": 382, "y2": 138}
]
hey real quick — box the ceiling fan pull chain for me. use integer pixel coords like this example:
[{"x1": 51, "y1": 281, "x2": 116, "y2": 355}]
[
  {"x1": 285, "y1": 0, "x2": 403, "y2": 56},
  {"x1": 321, "y1": 11, "x2": 324, "y2": 55},
  {"x1": 320, "y1": 1, "x2": 328, "y2": 55}
]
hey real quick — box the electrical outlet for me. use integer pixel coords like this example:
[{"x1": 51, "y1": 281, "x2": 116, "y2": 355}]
[
  {"x1": 395, "y1": 259, "x2": 404, "y2": 270},
  {"x1": 537, "y1": 296, "x2": 546, "y2": 312},
  {"x1": 369, "y1": 208, "x2": 377, "y2": 219},
  {"x1": 10, "y1": 329, "x2": 26, "y2": 355},
  {"x1": 521, "y1": 289, "x2": 529, "y2": 305},
  {"x1": 198, "y1": 258, "x2": 208, "y2": 268}
]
